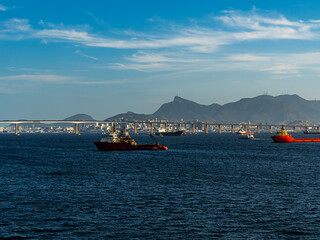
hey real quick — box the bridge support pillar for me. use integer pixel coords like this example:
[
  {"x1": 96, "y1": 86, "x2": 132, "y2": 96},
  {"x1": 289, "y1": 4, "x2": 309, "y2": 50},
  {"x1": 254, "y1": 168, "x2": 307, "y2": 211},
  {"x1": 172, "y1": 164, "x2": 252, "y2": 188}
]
[
  {"x1": 218, "y1": 124, "x2": 222, "y2": 134},
  {"x1": 75, "y1": 123, "x2": 79, "y2": 135},
  {"x1": 293, "y1": 126, "x2": 297, "y2": 133},
  {"x1": 231, "y1": 125, "x2": 234, "y2": 134},
  {"x1": 192, "y1": 123, "x2": 195, "y2": 134},
  {"x1": 269, "y1": 126, "x2": 272, "y2": 133},
  {"x1": 257, "y1": 125, "x2": 260, "y2": 134},
  {"x1": 205, "y1": 124, "x2": 208, "y2": 134},
  {"x1": 150, "y1": 123, "x2": 153, "y2": 134},
  {"x1": 178, "y1": 123, "x2": 181, "y2": 131},
  {"x1": 134, "y1": 122, "x2": 137, "y2": 134},
  {"x1": 15, "y1": 123, "x2": 18, "y2": 135},
  {"x1": 244, "y1": 125, "x2": 248, "y2": 132}
]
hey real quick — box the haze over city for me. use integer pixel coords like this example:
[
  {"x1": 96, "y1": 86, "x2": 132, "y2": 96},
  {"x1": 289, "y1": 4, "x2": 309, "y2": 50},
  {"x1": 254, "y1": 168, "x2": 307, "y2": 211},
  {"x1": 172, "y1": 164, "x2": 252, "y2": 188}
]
[{"x1": 2, "y1": 0, "x2": 320, "y2": 120}]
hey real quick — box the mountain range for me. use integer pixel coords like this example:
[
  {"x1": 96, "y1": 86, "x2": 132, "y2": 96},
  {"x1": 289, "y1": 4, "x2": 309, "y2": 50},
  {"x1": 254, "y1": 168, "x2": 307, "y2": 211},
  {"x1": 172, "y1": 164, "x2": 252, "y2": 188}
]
[{"x1": 105, "y1": 94, "x2": 320, "y2": 124}]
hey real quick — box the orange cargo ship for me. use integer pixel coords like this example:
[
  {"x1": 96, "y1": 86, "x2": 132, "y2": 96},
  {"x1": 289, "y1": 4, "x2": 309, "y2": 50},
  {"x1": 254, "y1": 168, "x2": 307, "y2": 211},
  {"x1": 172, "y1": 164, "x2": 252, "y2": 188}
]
[{"x1": 272, "y1": 128, "x2": 320, "y2": 143}]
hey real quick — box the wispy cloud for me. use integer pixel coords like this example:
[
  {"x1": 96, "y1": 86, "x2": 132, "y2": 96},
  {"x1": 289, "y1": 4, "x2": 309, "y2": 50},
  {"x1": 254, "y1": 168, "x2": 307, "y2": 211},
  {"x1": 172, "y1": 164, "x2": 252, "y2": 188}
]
[
  {"x1": 2, "y1": 9, "x2": 320, "y2": 79},
  {"x1": 85, "y1": 11, "x2": 106, "y2": 26},
  {"x1": 0, "y1": 74, "x2": 128, "y2": 86},
  {"x1": 7, "y1": 66, "x2": 37, "y2": 72},
  {"x1": 108, "y1": 62, "x2": 173, "y2": 72},
  {"x1": 1, "y1": 18, "x2": 31, "y2": 32},
  {"x1": 226, "y1": 51, "x2": 320, "y2": 75},
  {"x1": 74, "y1": 50, "x2": 98, "y2": 60},
  {"x1": 0, "y1": 3, "x2": 7, "y2": 11},
  {"x1": 1, "y1": 9, "x2": 320, "y2": 53},
  {"x1": 0, "y1": 74, "x2": 72, "y2": 82},
  {"x1": 309, "y1": 19, "x2": 320, "y2": 23},
  {"x1": 108, "y1": 49, "x2": 320, "y2": 78},
  {"x1": 125, "y1": 52, "x2": 199, "y2": 63},
  {"x1": 227, "y1": 54, "x2": 271, "y2": 62},
  {"x1": 72, "y1": 79, "x2": 128, "y2": 85},
  {"x1": 263, "y1": 64, "x2": 299, "y2": 75}
]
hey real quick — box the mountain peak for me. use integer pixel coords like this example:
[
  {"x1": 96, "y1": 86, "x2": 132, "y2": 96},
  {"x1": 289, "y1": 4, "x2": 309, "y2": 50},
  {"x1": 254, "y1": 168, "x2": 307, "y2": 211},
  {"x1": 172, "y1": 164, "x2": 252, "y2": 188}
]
[
  {"x1": 173, "y1": 96, "x2": 185, "y2": 103},
  {"x1": 64, "y1": 113, "x2": 95, "y2": 121}
]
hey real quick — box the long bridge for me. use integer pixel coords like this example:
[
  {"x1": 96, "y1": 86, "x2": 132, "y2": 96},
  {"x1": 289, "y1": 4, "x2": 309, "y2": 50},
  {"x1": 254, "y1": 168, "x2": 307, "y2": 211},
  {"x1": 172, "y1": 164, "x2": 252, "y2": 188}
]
[{"x1": 0, "y1": 120, "x2": 317, "y2": 135}]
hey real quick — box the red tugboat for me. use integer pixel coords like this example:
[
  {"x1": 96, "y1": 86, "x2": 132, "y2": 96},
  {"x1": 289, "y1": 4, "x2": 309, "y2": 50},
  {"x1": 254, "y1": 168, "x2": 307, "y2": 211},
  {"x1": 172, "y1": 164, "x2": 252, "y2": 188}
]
[
  {"x1": 94, "y1": 129, "x2": 168, "y2": 151},
  {"x1": 272, "y1": 127, "x2": 320, "y2": 143}
]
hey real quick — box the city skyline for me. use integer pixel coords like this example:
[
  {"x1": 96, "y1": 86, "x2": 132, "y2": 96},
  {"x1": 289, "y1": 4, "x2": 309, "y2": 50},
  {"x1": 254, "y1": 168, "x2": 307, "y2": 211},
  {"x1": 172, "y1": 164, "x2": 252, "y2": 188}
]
[{"x1": 2, "y1": 0, "x2": 320, "y2": 120}]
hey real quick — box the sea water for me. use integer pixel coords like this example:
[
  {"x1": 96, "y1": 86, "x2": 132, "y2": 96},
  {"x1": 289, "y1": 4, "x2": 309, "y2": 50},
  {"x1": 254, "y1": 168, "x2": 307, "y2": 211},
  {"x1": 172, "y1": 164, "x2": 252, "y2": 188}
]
[{"x1": 1, "y1": 133, "x2": 320, "y2": 239}]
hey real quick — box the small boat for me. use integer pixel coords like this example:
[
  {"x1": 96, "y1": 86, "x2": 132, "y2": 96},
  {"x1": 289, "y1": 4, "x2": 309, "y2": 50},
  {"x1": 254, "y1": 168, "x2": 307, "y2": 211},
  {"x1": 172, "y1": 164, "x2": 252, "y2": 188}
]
[
  {"x1": 94, "y1": 129, "x2": 168, "y2": 151},
  {"x1": 237, "y1": 128, "x2": 255, "y2": 139},
  {"x1": 238, "y1": 134, "x2": 254, "y2": 139},
  {"x1": 272, "y1": 127, "x2": 320, "y2": 143}
]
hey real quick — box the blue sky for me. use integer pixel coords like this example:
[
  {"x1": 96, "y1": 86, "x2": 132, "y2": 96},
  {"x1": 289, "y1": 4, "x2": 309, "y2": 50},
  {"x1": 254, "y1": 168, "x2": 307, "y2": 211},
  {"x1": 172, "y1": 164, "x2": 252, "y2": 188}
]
[{"x1": 2, "y1": 0, "x2": 320, "y2": 120}]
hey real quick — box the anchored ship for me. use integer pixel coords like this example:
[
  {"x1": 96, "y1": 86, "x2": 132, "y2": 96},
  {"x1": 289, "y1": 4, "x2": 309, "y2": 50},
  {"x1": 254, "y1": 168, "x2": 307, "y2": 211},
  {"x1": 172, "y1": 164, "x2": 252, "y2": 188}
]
[
  {"x1": 94, "y1": 129, "x2": 168, "y2": 151},
  {"x1": 155, "y1": 130, "x2": 186, "y2": 136},
  {"x1": 303, "y1": 130, "x2": 320, "y2": 134}
]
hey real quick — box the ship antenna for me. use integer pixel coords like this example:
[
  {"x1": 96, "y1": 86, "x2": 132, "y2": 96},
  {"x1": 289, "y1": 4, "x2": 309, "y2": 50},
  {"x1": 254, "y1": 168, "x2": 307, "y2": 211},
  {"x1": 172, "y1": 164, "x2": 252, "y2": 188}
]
[{"x1": 150, "y1": 134, "x2": 159, "y2": 145}]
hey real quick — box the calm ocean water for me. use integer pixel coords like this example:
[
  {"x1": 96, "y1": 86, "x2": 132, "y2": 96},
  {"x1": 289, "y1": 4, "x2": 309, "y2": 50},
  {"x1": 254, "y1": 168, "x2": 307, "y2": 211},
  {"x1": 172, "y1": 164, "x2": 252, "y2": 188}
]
[{"x1": 1, "y1": 133, "x2": 320, "y2": 239}]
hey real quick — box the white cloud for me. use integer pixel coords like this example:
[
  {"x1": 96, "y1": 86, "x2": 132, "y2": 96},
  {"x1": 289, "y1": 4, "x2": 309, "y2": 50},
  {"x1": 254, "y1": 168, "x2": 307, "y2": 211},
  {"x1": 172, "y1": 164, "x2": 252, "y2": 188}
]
[
  {"x1": 125, "y1": 52, "x2": 198, "y2": 63},
  {"x1": 0, "y1": 74, "x2": 72, "y2": 82},
  {"x1": 108, "y1": 50, "x2": 320, "y2": 77},
  {"x1": 2, "y1": 9, "x2": 320, "y2": 79},
  {"x1": 108, "y1": 62, "x2": 169, "y2": 72},
  {"x1": 228, "y1": 54, "x2": 270, "y2": 62},
  {"x1": 72, "y1": 79, "x2": 128, "y2": 85},
  {"x1": 0, "y1": 9, "x2": 319, "y2": 55},
  {"x1": 263, "y1": 64, "x2": 299, "y2": 74},
  {"x1": 35, "y1": 29, "x2": 93, "y2": 42},
  {"x1": 2, "y1": 18, "x2": 31, "y2": 32},
  {"x1": 216, "y1": 11, "x2": 315, "y2": 41},
  {"x1": 0, "y1": 74, "x2": 128, "y2": 86}
]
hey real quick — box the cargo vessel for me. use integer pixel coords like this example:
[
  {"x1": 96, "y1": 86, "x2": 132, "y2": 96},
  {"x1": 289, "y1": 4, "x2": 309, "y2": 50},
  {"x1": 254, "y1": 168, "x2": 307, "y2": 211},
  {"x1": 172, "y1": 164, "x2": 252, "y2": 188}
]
[
  {"x1": 94, "y1": 129, "x2": 168, "y2": 151},
  {"x1": 155, "y1": 130, "x2": 186, "y2": 136},
  {"x1": 303, "y1": 130, "x2": 320, "y2": 134},
  {"x1": 272, "y1": 128, "x2": 320, "y2": 143}
]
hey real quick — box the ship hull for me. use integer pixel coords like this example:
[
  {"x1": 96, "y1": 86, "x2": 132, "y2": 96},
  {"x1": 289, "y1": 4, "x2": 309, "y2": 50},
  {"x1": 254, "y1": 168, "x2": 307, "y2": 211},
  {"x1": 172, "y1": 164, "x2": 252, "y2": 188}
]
[
  {"x1": 292, "y1": 138, "x2": 320, "y2": 142},
  {"x1": 271, "y1": 135, "x2": 294, "y2": 143},
  {"x1": 94, "y1": 142, "x2": 168, "y2": 151},
  {"x1": 272, "y1": 135, "x2": 320, "y2": 143}
]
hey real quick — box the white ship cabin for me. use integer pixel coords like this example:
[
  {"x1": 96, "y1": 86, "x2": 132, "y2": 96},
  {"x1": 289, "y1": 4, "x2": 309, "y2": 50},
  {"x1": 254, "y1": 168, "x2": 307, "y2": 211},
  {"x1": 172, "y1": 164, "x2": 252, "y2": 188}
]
[{"x1": 100, "y1": 131, "x2": 119, "y2": 143}]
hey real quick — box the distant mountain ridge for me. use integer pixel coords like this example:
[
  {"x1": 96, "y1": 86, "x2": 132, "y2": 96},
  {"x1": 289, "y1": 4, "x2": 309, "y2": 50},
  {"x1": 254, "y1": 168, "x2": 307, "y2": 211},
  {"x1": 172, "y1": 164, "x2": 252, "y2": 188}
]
[
  {"x1": 12, "y1": 113, "x2": 96, "y2": 128},
  {"x1": 106, "y1": 95, "x2": 320, "y2": 124}
]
